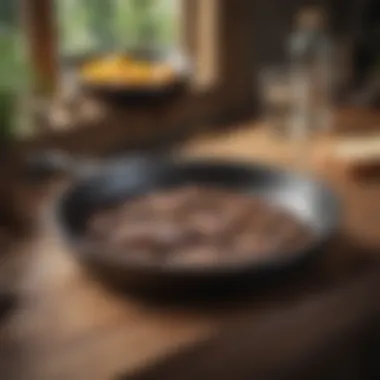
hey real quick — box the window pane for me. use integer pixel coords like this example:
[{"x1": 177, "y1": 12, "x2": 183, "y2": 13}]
[
  {"x1": 0, "y1": 0, "x2": 32, "y2": 139},
  {"x1": 0, "y1": 0, "x2": 29, "y2": 92},
  {"x1": 56, "y1": 0, "x2": 181, "y2": 56}
]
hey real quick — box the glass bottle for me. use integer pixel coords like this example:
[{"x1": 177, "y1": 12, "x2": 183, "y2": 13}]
[{"x1": 288, "y1": 7, "x2": 334, "y2": 140}]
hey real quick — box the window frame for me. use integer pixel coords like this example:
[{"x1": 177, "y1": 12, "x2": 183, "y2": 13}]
[
  {"x1": 17, "y1": 0, "x2": 256, "y2": 150},
  {"x1": 22, "y1": 0, "x2": 221, "y2": 94},
  {"x1": 22, "y1": 0, "x2": 58, "y2": 93}
]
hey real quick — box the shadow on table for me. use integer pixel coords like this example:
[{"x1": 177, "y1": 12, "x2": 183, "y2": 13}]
[{"x1": 85, "y1": 231, "x2": 376, "y2": 314}]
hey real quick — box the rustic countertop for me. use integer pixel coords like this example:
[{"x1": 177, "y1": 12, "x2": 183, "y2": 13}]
[{"x1": 1, "y1": 114, "x2": 380, "y2": 380}]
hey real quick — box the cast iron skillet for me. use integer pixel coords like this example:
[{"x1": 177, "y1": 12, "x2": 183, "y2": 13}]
[{"x1": 29, "y1": 152, "x2": 340, "y2": 296}]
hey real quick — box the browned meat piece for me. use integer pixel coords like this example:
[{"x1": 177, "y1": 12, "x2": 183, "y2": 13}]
[
  {"x1": 108, "y1": 221, "x2": 161, "y2": 251},
  {"x1": 117, "y1": 199, "x2": 152, "y2": 221},
  {"x1": 219, "y1": 202, "x2": 248, "y2": 224},
  {"x1": 109, "y1": 220, "x2": 190, "y2": 254},
  {"x1": 146, "y1": 186, "x2": 202, "y2": 215},
  {"x1": 153, "y1": 221, "x2": 189, "y2": 247},
  {"x1": 271, "y1": 218, "x2": 308, "y2": 248},
  {"x1": 86, "y1": 209, "x2": 116, "y2": 238},
  {"x1": 231, "y1": 232, "x2": 276, "y2": 260},
  {"x1": 176, "y1": 185, "x2": 204, "y2": 202},
  {"x1": 83, "y1": 185, "x2": 314, "y2": 267},
  {"x1": 168, "y1": 244, "x2": 220, "y2": 267},
  {"x1": 258, "y1": 207, "x2": 289, "y2": 232},
  {"x1": 185, "y1": 211, "x2": 225, "y2": 239},
  {"x1": 281, "y1": 225, "x2": 313, "y2": 251},
  {"x1": 147, "y1": 192, "x2": 180, "y2": 214}
]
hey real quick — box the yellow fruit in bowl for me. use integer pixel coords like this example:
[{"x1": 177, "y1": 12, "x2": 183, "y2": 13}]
[{"x1": 80, "y1": 54, "x2": 177, "y2": 87}]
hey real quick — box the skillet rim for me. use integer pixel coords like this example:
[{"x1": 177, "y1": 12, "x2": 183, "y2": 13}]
[{"x1": 55, "y1": 158, "x2": 341, "y2": 277}]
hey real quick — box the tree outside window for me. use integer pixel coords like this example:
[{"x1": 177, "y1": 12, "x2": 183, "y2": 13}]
[
  {"x1": 56, "y1": 0, "x2": 181, "y2": 56},
  {"x1": 0, "y1": 0, "x2": 30, "y2": 142}
]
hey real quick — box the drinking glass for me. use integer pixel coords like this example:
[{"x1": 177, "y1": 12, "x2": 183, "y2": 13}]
[
  {"x1": 258, "y1": 66, "x2": 292, "y2": 137},
  {"x1": 258, "y1": 66, "x2": 313, "y2": 170}
]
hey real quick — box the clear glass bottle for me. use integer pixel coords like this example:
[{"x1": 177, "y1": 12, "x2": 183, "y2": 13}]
[{"x1": 288, "y1": 7, "x2": 334, "y2": 140}]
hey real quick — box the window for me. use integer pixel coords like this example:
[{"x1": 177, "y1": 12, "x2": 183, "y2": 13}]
[
  {"x1": 0, "y1": 0, "x2": 32, "y2": 137},
  {"x1": 7, "y1": 0, "x2": 224, "y2": 139},
  {"x1": 56, "y1": 0, "x2": 182, "y2": 56},
  {"x1": 0, "y1": 0, "x2": 29, "y2": 91},
  {"x1": 21, "y1": 0, "x2": 220, "y2": 95},
  {"x1": 55, "y1": 0, "x2": 220, "y2": 90}
]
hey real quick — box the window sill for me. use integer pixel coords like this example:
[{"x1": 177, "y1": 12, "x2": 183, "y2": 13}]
[{"x1": 12, "y1": 84, "x2": 254, "y2": 157}]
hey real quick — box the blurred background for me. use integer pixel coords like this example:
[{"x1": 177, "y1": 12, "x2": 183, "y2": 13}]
[
  {"x1": 0, "y1": 0, "x2": 378, "y2": 150},
  {"x1": 0, "y1": 2, "x2": 380, "y2": 380}
]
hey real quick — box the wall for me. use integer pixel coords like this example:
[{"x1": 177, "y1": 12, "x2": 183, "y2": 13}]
[
  {"x1": 251, "y1": 0, "x2": 364, "y2": 66},
  {"x1": 251, "y1": 0, "x2": 366, "y2": 102}
]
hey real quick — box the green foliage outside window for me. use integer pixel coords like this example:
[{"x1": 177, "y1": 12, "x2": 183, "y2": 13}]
[
  {"x1": 0, "y1": 0, "x2": 180, "y2": 141},
  {"x1": 57, "y1": 0, "x2": 180, "y2": 55},
  {"x1": 0, "y1": 0, "x2": 30, "y2": 142}
]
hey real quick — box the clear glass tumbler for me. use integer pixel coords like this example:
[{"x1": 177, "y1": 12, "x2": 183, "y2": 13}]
[{"x1": 258, "y1": 66, "x2": 292, "y2": 137}]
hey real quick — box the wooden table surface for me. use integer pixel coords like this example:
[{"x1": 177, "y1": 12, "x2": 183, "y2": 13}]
[{"x1": 2, "y1": 117, "x2": 380, "y2": 380}]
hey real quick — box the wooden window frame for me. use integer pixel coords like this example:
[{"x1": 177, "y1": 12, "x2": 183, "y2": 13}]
[
  {"x1": 22, "y1": 0, "x2": 58, "y2": 94},
  {"x1": 17, "y1": 0, "x2": 256, "y2": 154},
  {"x1": 22, "y1": 0, "x2": 220, "y2": 94},
  {"x1": 182, "y1": 0, "x2": 220, "y2": 90}
]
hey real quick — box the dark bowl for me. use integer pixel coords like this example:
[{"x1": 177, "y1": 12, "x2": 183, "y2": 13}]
[{"x1": 71, "y1": 49, "x2": 192, "y2": 105}]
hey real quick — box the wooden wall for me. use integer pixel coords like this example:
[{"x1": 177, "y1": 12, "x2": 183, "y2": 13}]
[{"x1": 252, "y1": 0, "x2": 367, "y2": 63}]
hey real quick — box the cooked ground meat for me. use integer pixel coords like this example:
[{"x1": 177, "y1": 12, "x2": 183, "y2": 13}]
[{"x1": 84, "y1": 185, "x2": 313, "y2": 267}]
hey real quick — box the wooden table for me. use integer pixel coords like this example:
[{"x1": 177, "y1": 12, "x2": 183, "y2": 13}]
[{"x1": 2, "y1": 121, "x2": 380, "y2": 380}]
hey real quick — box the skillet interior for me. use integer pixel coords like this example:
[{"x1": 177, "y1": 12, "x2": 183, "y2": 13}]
[{"x1": 56, "y1": 159, "x2": 340, "y2": 292}]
